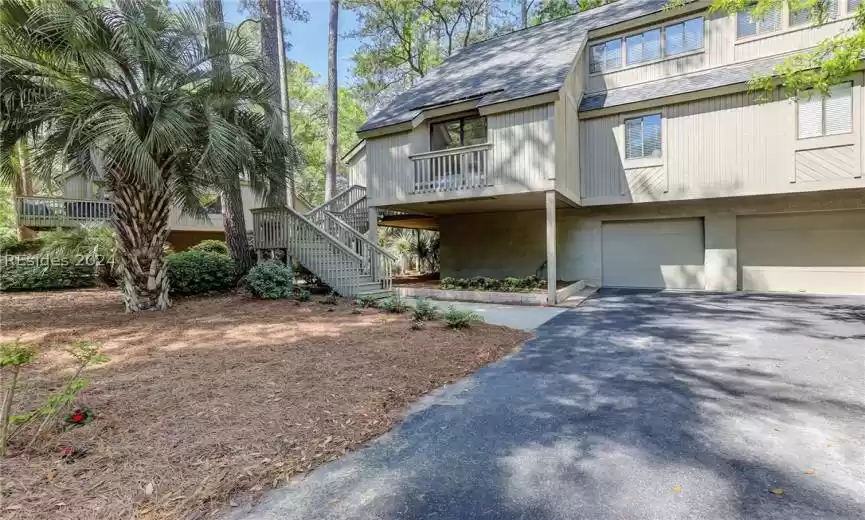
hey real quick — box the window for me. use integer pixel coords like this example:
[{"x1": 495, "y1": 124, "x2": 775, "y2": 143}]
[
  {"x1": 737, "y1": 6, "x2": 781, "y2": 38},
  {"x1": 665, "y1": 18, "x2": 704, "y2": 56},
  {"x1": 625, "y1": 114, "x2": 662, "y2": 159},
  {"x1": 791, "y1": 0, "x2": 839, "y2": 26},
  {"x1": 626, "y1": 29, "x2": 661, "y2": 65},
  {"x1": 429, "y1": 116, "x2": 487, "y2": 151},
  {"x1": 590, "y1": 39, "x2": 622, "y2": 73},
  {"x1": 797, "y1": 82, "x2": 853, "y2": 139}
]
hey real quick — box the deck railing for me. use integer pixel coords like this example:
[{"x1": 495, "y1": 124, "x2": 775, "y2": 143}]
[
  {"x1": 306, "y1": 209, "x2": 396, "y2": 291},
  {"x1": 16, "y1": 197, "x2": 114, "y2": 227},
  {"x1": 331, "y1": 195, "x2": 368, "y2": 233},
  {"x1": 252, "y1": 206, "x2": 369, "y2": 296},
  {"x1": 410, "y1": 143, "x2": 492, "y2": 194}
]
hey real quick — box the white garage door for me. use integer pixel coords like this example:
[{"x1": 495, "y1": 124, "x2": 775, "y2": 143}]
[
  {"x1": 602, "y1": 218, "x2": 705, "y2": 289},
  {"x1": 738, "y1": 211, "x2": 865, "y2": 295}
]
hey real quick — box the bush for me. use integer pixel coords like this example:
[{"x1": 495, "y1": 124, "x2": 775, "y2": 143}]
[
  {"x1": 0, "y1": 256, "x2": 97, "y2": 291},
  {"x1": 354, "y1": 295, "x2": 379, "y2": 308},
  {"x1": 190, "y1": 239, "x2": 229, "y2": 255},
  {"x1": 294, "y1": 288, "x2": 311, "y2": 302},
  {"x1": 439, "y1": 275, "x2": 546, "y2": 293},
  {"x1": 443, "y1": 306, "x2": 483, "y2": 329},
  {"x1": 40, "y1": 227, "x2": 119, "y2": 286},
  {"x1": 245, "y1": 261, "x2": 294, "y2": 299},
  {"x1": 0, "y1": 236, "x2": 43, "y2": 255},
  {"x1": 378, "y1": 296, "x2": 409, "y2": 313},
  {"x1": 166, "y1": 250, "x2": 236, "y2": 295},
  {"x1": 412, "y1": 298, "x2": 440, "y2": 321}
]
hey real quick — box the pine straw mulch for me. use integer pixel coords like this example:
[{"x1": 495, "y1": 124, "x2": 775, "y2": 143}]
[{"x1": 0, "y1": 289, "x2": 531, "y2": 520}]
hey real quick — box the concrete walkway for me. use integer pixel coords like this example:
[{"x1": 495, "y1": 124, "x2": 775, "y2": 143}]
[
  {"x1": 404, "y1": 297, "x2": 567, "y2": 331},
  {"x1": 230, "y1": 290, "x2": 865, "y2": 520}
]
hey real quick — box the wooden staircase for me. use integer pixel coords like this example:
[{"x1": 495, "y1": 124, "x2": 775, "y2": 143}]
[{"x1": 251, "y1": 186, "x2": 395, "y2": 299}]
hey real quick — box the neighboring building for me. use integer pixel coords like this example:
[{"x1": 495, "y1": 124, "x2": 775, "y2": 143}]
[{"x1": 346, "y1": 0, "x2": 865, "y2": 300}]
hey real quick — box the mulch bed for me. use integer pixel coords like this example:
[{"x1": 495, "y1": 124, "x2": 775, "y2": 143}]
[{"x1": 0, "y1": 289, "x2": 530, "y2": 519}]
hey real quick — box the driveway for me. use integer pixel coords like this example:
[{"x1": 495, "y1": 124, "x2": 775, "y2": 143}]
[{"x1": 231, "y1": 290, "x2": 865, "y2": 520}]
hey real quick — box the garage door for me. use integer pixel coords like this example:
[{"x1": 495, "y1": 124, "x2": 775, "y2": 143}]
[
  {"x1": 602, "y1": 218, "x2": 705, "y2": 289},
  {"x1": 738, "y1": 211, "x2": 865, "y2": 295}
]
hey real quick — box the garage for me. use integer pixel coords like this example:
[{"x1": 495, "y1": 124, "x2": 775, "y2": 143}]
[
  {"x1": 601, "y1": 218, "x2": 705, "y2": 289},
  {"x1": 738, "y1": 210, "x2": 865, "y2": 295}
]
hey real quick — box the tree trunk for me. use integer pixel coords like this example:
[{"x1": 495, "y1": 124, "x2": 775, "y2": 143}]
[
  {"x1": 324, "y1": 0, "x2": 339, "y2": 201},
  {"x1": 205, "y1": 0, "x2": 254, "y2": 274},
  {"x1": 521, "y1": 0, "x2": 529, "y2": 27},
  {"x1": 221, "y1": 179, "x2": 254, "y2": 274},
  {"x1": 275, "y1": 0, "x2": 295, "y2": 208},
  {"x1": 261, "y1": 0, "x2": 292, "y2": 208},
  {"x1": 112, "y1": 181, "x2": 172, "y2": 312}
]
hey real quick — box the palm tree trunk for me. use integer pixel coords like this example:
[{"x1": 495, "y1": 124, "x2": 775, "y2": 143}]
[
  {"x1": 205, "y1": 0, "x2": 254, "y2": 273},
  {"x1": 261, "y1": 0, "x2": 292, "y2": 208},
  {"x1": 112, "y1": 182, "x2": 172, "y2": 312},
  {"x1": 324, "y1": 0, "x2": 339, "y2": 201}
]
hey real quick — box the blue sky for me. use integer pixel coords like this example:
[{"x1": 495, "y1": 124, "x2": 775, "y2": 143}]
[{"x1": 221, "y1": 1, "x2": 361, "y2": 85}]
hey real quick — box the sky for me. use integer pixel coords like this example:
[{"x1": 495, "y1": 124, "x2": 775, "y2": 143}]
[{"x1": 221, "y1": 0, "x2": 362, "y2": 85}]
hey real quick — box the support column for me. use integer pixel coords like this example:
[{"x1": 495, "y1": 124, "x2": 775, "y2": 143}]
[
  {"x1": 704, "y1": 213, "x2": 738, "y2": 291},
  {"x1": 545, "y1": 191, "x2": 557, "y2": 305},
  {"x1": 368, "y1": 206, "x2": 379, "y2": 279}
]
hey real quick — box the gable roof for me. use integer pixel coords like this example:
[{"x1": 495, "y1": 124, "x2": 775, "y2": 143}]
[{"x1": 359, "y1": 0, "x2": 674, "y2": 134}]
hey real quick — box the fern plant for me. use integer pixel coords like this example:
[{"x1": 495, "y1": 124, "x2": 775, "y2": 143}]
[{"x1": 444, "y1": 306, "x2": 484, "y2": 329}]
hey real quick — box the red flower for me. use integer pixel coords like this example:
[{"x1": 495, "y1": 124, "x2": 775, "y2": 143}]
[
  {"x1": 62, "y1": 446, "x2": 73, "y2": 456},
  {"x1": 70, "y1": 412, "x2": 86, "y2": 423}
]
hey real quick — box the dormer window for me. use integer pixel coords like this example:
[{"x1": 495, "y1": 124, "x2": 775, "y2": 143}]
[{"x1": 430, "y1": 116, "x2": 487, "y2": 151}]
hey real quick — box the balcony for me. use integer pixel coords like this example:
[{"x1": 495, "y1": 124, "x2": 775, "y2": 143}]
[
  {"x1": 16, "y1": 196, "x2": 228, "y2": 231},
  {"x1": 16, "y1": 197, "x2": 113, "y2": 228},
  {"x1": 410, "y1": 143, "x2": 492, "y2": 194}
]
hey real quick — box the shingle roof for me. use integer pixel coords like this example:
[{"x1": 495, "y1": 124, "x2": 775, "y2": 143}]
[
  {"x1": 579, "y1": 53, "x2": 791, "y2": 111},
  {"x1": 359, "y1": 0, "x2": 673, "y2": 133}
]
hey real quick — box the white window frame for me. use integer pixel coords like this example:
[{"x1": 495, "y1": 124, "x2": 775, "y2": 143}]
[
  {"x1": 796, "y1": 81, "x2": 854, "y2": 140},
  {"x1": 589, "y1": 39, "x2": 623, "y2": 73},
  {"x1": 625, "y1": 28, "x2": 662, "y2": 66},
  {"x1": 663, "y1": 17, "x2": 705, "y2": 58},
  {"x1": 736, "y1": 6, "x2": 782, "y2": 39},
  {"x1": 620, "y1": 111, "x2": 665, "y2": 168}
]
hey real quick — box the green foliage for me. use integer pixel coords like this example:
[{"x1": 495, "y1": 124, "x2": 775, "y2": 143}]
[
  {"x1": 412, "y1": 298, "x2": 440, "y2": 321},
  {"x1": 189, "y1": 240, "x2": 229, "y2": 255},
  {"x1": 166, "y1": 251, "x2": 236, "y2": 295},
  {"x1": 0, "y1": 340, "x2": 37, "y2": 368},
  {"x1": 355, "y1": 295, "x2": 379, "y2": 308},
  {"x1": 245, "y1": 261, "x2": 295, "y2": 299},
  {"x1": 294, "y1": 288, "x2": 311, "y2": 301},
  {"x1": 0, "y1": 236, "x2": 43, "y2": 254},
  {"x1": 443, "y1": 306, "x2": 484, "y2": 329},
  {"x1": 39, "y1": 227, "x2": 118, "y2": 285},
  {"x1": 0, "y1": 256, "x2": 97, "y2": 292},
  {"x1": 439, "y1": 275, "x2": 546, "y2": 293},
  {"x1": 378, "y1": 296, "x2": 409, "y2": 313}
]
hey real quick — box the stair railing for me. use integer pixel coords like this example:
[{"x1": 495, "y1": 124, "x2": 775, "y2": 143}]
[
  {"x1": 331, "y1": 195, "x2": 368, "y2": 233},
  {"x1": 306, "y1": 185, "x2": 367, "y2": 220},
  {"x1": 306, "y1": 210, "x2": 396, "y2": 291},
  {"x1": 252, "y1": 206, "x2": 365, "y2": 296}
]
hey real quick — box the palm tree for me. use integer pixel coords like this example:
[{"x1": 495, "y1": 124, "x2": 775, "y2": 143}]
[
  {"x1": 324, "y1": 0, "x2": 339, "y2": 201},
  {"x1": 0, "y1": 0, "x2": 288, "y2": 311}
]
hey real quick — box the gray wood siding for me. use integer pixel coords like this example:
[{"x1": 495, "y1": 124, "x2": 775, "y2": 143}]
[
  {"x1": 580, "y1": 82, "x2": 865, "y2": 205},
  {"x1": 347, "y1": 149, "x2": 368, "y2": 187},
  {"x1": 556, "y1": 53, "x2": 584, "y2": 204}
]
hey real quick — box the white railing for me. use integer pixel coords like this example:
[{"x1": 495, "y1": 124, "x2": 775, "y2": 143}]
[
  {"x1": 252, "y1": 206, "x2": 366, "y2": 296},
  {"x1": 331, "y1": 195, "x2": 368, "y2": 233},
  {"x1": 410, "y1": 143, "x2": 492, "y2": 194},
  {"x1": 16, "y1": 197, "x2": 114, "y2": 227},
  {"x1": 306, "y1": 185, "x2": 367, "y2": 220},
  {"x1": 306, "y1": 210, "x2": 396, "y2": 291}
]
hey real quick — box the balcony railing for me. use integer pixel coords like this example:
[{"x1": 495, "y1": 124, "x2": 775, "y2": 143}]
[
  {"x1": 16, "y1": 197, "x2": 114, "y2": 228},
  {"x1": 410, "y1": 143, "x2": 492, "y2": 194}
]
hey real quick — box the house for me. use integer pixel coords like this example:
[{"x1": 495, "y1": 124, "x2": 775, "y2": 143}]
[{"x1": 332, "y1": 0, "x2": 865, "y2": 302}]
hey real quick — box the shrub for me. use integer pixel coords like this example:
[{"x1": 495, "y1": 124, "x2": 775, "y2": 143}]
[
  {"x1": 0, "y1": 255, "x2": 97, "y2": 292},
  {"x1": 412, "y1": 298, "x2": 440, "y2": 321},
  {"x1": 355, "y1": 295, "x2": 379, "y2": 308},
  {"x1": 190, "y1": 239, "x2": 229, "y2": 255},
  {"x1": 378, "y1": 296, "x2": 409, "y2": 313},
  {"x1": 0, "y1": 236, "x2": 43, "y2": 254},
  {"x1": 40, "y1": 227, "x2": 119, "y2": 285},
  {"x1": 438, "y1": 276, "x2": 546, "y2": 293},
  {"x1": 443, "y1": 306, "x2": 483, "y2": 329},
  {"x1": 245, "y1": 261, "x2": 294, "y2": 299},
  {"x1": 409, "y1": 318, "x2": 423, "y2": 331},
  {"x1": 166, "y1": 250, "x2": 236, "y2": 295},
  {"x1": 294, "y1": 288, "x2": 311, "y2": 302}
]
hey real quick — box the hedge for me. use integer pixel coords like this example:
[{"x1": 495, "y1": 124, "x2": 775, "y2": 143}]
[
  {"x1": 439, "y1": 275, "x2": 546, "y2": 293},
  {"x1": 0, "y1": 255, "x2": 96, "y2": 291},
  {"x1": 165, "y1": 250, "x2": 236, "y2": 295}
]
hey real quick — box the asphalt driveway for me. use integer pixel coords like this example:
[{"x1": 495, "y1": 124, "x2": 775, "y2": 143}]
[{"x1": 231, "y1": 290, "x2": 865, "y2": 520}]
